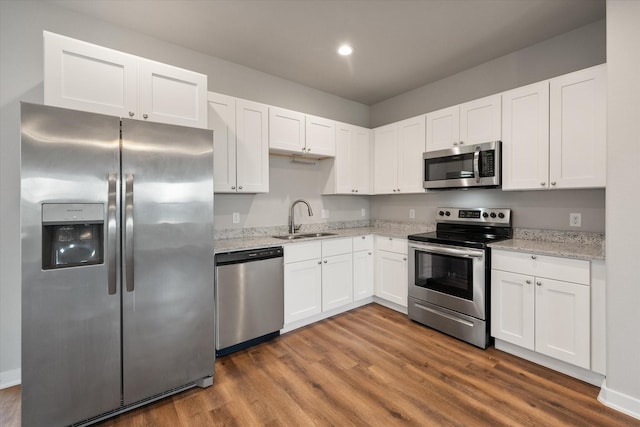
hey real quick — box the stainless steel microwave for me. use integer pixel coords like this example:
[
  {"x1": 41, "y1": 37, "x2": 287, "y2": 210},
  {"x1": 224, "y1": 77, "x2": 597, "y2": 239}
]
[{"x1": 423, "y1": 141, "x2": 501, "y2": 190}]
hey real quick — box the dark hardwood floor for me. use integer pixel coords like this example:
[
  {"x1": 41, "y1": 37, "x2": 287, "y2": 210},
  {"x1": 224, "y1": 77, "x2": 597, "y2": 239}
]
[{"x1": 1, "y1": 303, "x2": 637, "y2": 426}]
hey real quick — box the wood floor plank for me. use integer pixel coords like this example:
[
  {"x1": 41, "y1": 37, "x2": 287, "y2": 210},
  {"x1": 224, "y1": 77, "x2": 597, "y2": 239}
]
[{"x1": 2, "y1": 303, "x2": 638, "y2": 426}]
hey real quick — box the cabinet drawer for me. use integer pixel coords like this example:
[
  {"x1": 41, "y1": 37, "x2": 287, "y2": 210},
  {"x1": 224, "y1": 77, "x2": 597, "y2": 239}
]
[
  {"x1": 353, "y1": 234, "x2": 374, "y2": 252},
  {"x1": 492, "y1": 250, "x2": 589, "y2": 285},
  {"x1": 322, "y1": 238, "x2": 352, "y2": 257},
  {"x1": 284, "y1": 241, "x2": 321, "y2": 263},
  {"x1": 375, "y1": 236, "x2": 408, "y2": 254}
]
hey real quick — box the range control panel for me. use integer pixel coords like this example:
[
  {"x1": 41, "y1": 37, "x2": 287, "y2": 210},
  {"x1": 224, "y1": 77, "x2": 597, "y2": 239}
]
[{"x1": 436, "y1": 207, "x2": 511, "y2": 225}]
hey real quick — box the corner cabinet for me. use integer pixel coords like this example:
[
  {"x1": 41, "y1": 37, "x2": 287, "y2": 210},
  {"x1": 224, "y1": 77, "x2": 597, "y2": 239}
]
[
  {"x1": 208, "y1": 92, "x2": 269, "y2": 193},
  {"x1": 501, "y1": 64, "x2": 606, "y2": 190},
  {"x1": 373, "y1": 115, "x2": 425, "y2": 194},
  {"x1": 425, "y1": 94, "x2": 501, "y2": 152},
  {"x1": 323, "y1": 122, "x2": 371, "y2": 195},
  {"x1": 44, "y1": 31, "x2": 207, "y2": 129},
  {"x1": 491, "y1": 250, "x2": 591, "y2": 369}
]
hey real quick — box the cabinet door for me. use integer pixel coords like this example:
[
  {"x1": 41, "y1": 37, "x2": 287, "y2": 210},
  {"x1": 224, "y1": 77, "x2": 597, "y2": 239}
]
[
  {"x1": 334, "y1": 124, "x2": 354, "y2": 194},
  {"x1": 353, "y1": 250, "x2": 374, "y2": 300},
  {"x1": 425, "y1": 105, "x2": 460, "y2": 151},
  {"x1": 501, "y1": 82, "x2": 550, "y2": 190},
  {"x1": 208, "y1": 93, "x2": 237, "y2": 193},
  {"x1": 549, "y1": 65, "x2": 606, "y2": 189},
  {"x1": 375, "y1": 250, "x2": 408, "y2": 307},
  {"x1": 491, "y1": 270, "x2": 535, "y2": 350},
  {"x1": 44, "y1": 31, "x2": 138, "y2": 118},
  {"x1": 236, "y1": 99, "x2": 269, "y2": 193},
  {"x1": 535, "y1": 278, "x2": 590, "y2": 368},
  {"x1": 351, "y1": 126, "x2": 371, "y2": 194},
  {"x1": 306, "y1": 115, "x2": 335, "y2": 157},
  {"x1": 138, "y1": 59, "x2": 208, "y2": 129},
  {"x1": 373, "y1": 124, "x2": 399, "y2": 194},
  {"x1": 269, "y1": 106, "x2": 306, "y2": 154},
  {"x1": 460, "y1": 94, "x2": 502, "y2": 145},
  {"x1": 397, "y1": 115, "x2": 426, "y2": 194},
  {"x1": 322, "y1": 253, "x2": 353, "y2": 311},
  {"x1": 284, "y1": 259, "x2": 322, "y2": 324}
]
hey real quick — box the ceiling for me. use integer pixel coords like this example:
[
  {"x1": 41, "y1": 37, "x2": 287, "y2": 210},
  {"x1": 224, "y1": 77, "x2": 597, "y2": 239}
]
[{"x1": 50, "y1": 0, "x2": 605, "y2": 105}]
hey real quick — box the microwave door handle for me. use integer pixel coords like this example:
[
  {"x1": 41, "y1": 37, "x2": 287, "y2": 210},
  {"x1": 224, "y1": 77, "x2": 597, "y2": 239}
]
[
  {"x1": 107, "y1": 173, "x2": 118, "y2": 295},
  {"x1": 473, "y1": 146, "x2": 481, "y2": 183}
]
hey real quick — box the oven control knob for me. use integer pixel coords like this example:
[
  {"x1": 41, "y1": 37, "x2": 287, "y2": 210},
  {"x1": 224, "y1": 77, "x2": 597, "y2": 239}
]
[
  {"x1": 439, "y1": 211, "x2": 445, "y2": 216},
  {"x1": 482, "y1": 212, "x2": 489, "y2": 218},
  {"x1": 498, "y1": 212, "x2": 505, "y2": 219},
  {"x1": 445, "y1": 211, "x2": 451, "y2": 216},
  {"x1": 490, "y1": 212, "x2": 497, "y2": 218}
]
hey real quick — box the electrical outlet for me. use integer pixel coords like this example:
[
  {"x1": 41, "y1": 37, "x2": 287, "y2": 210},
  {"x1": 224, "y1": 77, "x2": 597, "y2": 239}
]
[
  {"x1": 409, "y1": 209, "x2": 415, "y2": 219},
  {"x1": 232, "y1": 212, "x2": 240, "y2": 224},
  {"x1": 361, "y1": 208, "x2": 366, "y2": 217},
  {"x1": 570, "y1": 213, "x2": 581, "y2": 227},
  {"x1": 321, "y1": 209, "x2": 329, "y2": 219}
]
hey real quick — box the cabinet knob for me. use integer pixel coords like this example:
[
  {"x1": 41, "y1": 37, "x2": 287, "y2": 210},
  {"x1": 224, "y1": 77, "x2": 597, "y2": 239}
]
[
  {"x1": 536, "y1": 281, "x2": 542, "y2": 286},
  {"x1": 551, "y1": 181, "x2": 556, "y2": 186},
  {"x1": 143, "y1": 114, "x2": 149, "y2": 119},
  {"x1": 389, "y1": 237, "x2": 393, "y2": 241},
  {"x1": 238, "y1": 186, "x2": 243, "y2": 190},
  {"x1": 307, "y1": 148, "x2": 311, "y2": 152},
  {"x1": 368, "y1": 252, "x2": 372, "y2": 255},
  {"x1": 459, "y1": 141, "x2": 464, "y2": 145},
  {"x1": 128, "y1": 111, "x2": 135, "y2": 117},
  {"x1": 526, "y1": 280, "x2": 532, "y2": 284},
  {"x1": 540, "y1": 182, "x2": 546, "y2": 186},
  {"x1": 355, "y1": 189, "x2": 358, "y2": 193},
  {"x1": 403, "y1": 257, "x2": 407, "y2": 261},
  {"x1": 323, "y1": 260, "x2": 327, "y2": 264},
  {"x1": 231, "y1": 186, "x2": 236, "y2": 190},
  {"x1": 397, "y1": 188, "x2": 400, "y2": 192},
  {"x1": 317, "y1": 261, "x2": 322, "y2": 265},
  {"x1": 531, "y1": 255, "x2": 537, "y2": 260},
  {"x1": 453, "y1": 142, "x2": 458, "y2": 146},
  {"x1": 393, "y1": 189, "x2": 397, "y2": 192},
  {"x1": 361, "y1": 236, "x2": 365, "y2": 239}
]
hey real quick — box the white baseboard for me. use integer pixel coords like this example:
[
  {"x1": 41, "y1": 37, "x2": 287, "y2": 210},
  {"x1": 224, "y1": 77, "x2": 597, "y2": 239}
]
[
  {"x1": 0, "y1": 368, "x2": 21, "y2": 389},
  {"x1": 281, "y1": 297, "x2": 375, "y2": 334},
  {"x1": 372, "y1": 296, "x2": 408, "y2": 315},
  {"x1": 494, "y1": 339, "x2": 605, "y2": 386},
  {"x1": 598, "y1": 379, "x2": 640, "y2": 420}
]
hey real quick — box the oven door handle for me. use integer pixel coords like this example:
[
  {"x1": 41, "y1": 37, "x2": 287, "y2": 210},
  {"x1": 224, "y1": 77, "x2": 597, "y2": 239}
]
[{"x1": 411, "y1": 245, "x2": 484, "y2": 258}]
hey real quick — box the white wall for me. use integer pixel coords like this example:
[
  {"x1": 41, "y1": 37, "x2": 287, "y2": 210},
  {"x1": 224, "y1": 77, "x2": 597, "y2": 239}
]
[
  {"x1": 370, "y1": 19, "x2": 606, "y2": 127},
  {"x1": 371, "y1": 189, "x2": 605, "y2": 232},
  {"x1": 599, "y1": 0, "x2": 640, "y2": 419},
  {"x1": 0, "y1": 0, "x2": 368, "y2": 386}
]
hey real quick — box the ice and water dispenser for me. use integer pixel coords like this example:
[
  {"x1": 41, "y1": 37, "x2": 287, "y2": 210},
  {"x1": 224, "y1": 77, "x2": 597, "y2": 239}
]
[{"x1": 42, "y1": 203, "x2": 104, "y2": 269}]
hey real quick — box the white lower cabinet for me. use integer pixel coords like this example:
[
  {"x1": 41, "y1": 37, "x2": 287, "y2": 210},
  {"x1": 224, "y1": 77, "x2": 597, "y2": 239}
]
[
  {"x1": 375, "y1": 236, "x2": 408, "y2": 307},
  {"x1": 353, "y1": 235, "x2": 374, "y2": 300},
  {"x1": 284, "y1": 238, "x2": 354, "y2": 326},
  {"x1": 491, "y1": 250, "x2": 591, "y2": 369}
]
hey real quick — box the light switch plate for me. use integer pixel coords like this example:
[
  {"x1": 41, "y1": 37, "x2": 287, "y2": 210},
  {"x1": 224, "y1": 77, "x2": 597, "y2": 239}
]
[
  {"x1": 361, "y1": 208, "x2": 366, "y2": 217},
  {"x1": 409, "y1": 209, "x2": 415, "y2": 219}
]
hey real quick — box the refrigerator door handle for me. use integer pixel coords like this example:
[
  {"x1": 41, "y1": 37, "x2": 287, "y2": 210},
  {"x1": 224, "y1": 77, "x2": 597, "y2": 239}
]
[
  {"x1": 107, "y1": 173, "x2": 118, "y2": 295},
  {"x1": 124, "y1": 173, "x2": 135, "y2": 292}
]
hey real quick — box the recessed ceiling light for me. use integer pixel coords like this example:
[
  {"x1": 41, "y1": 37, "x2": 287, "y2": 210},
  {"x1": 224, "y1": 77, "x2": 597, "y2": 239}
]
[{"x1": 337, "y1": 44, "x2": 354, "y2": 56}]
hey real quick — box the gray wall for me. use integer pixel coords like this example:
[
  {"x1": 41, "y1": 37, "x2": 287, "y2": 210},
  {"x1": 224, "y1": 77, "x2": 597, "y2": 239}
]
[
  {"x1": 0, "y1": 0, "x2": 368, "y2": 385},
  {"x1": 370, "y1": 19, "x2": 606, "y2": 127},
  {"x1": 603, "y1": 0, "x2": 640, "y2": 416},
  {"x1": 371, "y1": 189, "x2": 605, "y2": 232}
]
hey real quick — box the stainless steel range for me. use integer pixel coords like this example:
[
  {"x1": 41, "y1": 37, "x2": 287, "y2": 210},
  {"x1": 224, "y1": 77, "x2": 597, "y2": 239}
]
[{"x1": 407, "y1": 208, "x2": 512, "y2": 348}]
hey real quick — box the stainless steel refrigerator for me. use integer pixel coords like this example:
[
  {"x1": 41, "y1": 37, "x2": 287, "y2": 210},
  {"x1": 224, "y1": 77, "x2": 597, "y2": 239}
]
[{"x1": 20, "y1": 102, "x2": 215, "y2": 427}]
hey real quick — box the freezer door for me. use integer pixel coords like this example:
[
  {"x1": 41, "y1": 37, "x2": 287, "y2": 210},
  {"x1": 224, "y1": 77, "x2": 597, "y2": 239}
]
[
  {"x1": 121, "y1": 119, "x2": 215, "y2": 404},
  {"x1": 20, "y1": 103, "x2": 121, "y2": 427}
]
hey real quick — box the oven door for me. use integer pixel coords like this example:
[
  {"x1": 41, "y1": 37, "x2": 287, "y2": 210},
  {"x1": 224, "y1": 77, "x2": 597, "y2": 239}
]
[{"x1": 408, "y1": 241, "x2": 487, "y2": 320}]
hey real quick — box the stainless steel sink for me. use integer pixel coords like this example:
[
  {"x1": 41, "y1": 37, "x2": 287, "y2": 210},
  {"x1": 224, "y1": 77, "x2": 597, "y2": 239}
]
[{"x1": 272, "y1": 232, "x2": 336, "y2": 240}]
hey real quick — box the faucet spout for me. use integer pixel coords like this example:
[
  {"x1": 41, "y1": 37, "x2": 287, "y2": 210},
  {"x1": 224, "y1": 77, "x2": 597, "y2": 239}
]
[{"x1": 289, "y1": 199, "x2": 313, "y2": 234}]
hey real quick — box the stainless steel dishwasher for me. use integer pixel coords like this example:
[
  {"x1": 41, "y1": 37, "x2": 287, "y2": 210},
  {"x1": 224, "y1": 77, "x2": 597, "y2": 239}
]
[{"x1": 214, "y1": 246, "x2": 284, "y2": 356}]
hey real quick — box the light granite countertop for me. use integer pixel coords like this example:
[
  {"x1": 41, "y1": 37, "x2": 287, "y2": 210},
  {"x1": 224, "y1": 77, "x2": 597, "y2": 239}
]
[
  {"x1": 214, "y1": 221, "x2": 434, "y2": 254},
  {"x1": 488, "y1": 228, "x2": 605, "y2": 261}
]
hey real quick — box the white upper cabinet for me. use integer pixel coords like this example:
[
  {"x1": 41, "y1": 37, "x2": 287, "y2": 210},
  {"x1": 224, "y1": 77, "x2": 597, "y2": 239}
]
[
  {"x1": 306, "y1": 115, "x2": 336, "y2": 157},
  {"x1": 208, "y1": 93, "x2": 269, "y2": 193},
  {"x1": 502, "y1": 65, "x2": 606, "y2": 190},
  {"x1": 549, "y1": 64, "x2": 606, "y2": 189},
  {"x1": 269, "y1": 107, "x2": 336, "y2": 158},
  {"x1": 373, "y1": 115, "x2": 426, "y2": 194},
  {"x1": 323, "y1": 122, "x2": 370, "y2": 195},
  {"x1": 426, "y1": 94, "x2": 501, "y2": 151},
  {"x1": 501, "y1": 81, "x2": 550, "y2": 190},
  {"x1": 44, "y1": 31, "x2": 207, "y2": 128}
]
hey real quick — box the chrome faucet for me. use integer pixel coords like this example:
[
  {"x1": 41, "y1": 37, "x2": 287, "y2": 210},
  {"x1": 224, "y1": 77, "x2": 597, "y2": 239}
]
[{"x1": 289, "y1": 199, "x2": 313, "y2": 234}]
